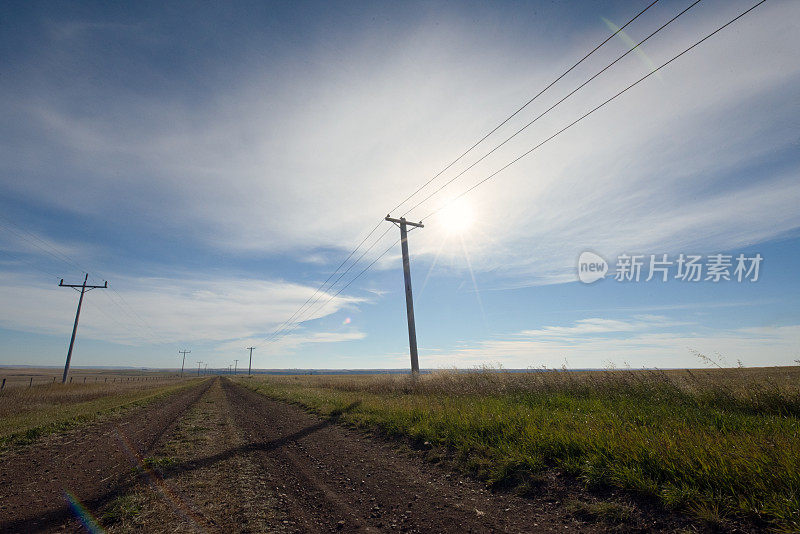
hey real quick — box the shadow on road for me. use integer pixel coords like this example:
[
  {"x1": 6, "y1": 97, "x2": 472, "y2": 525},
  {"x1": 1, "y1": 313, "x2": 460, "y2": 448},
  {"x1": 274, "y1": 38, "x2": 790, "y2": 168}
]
[{"x1": 0, "y1": 387, "x2": 360, "y2": 533}]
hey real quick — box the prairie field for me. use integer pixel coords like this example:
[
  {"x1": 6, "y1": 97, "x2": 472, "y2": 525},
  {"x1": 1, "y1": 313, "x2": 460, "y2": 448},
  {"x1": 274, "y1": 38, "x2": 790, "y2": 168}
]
[
  {"x1": 0, "y1": 370, "x2": 199, "y2": 451},
  {"x1": 241, "y1": 367, "x2": 800, "y2": 532}
]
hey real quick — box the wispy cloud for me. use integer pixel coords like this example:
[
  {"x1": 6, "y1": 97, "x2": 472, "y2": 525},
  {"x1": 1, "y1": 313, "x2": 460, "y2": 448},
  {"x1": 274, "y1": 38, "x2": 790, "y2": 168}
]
[
  {"x1": 4, "y1": 1, "x2": 797, "y2": 284},
  {"x1": 0, "y1": 272, "x2": 363, "y2": 346},
  {"x1": 1, "y1": 1, "x2": 797, "y2": 368},
  {"x1": 419, "y1": 319, "x2": 800, "y2": 369},
  {"x1": 517, "y1": 315, "x2": 684, "y2": 338}
]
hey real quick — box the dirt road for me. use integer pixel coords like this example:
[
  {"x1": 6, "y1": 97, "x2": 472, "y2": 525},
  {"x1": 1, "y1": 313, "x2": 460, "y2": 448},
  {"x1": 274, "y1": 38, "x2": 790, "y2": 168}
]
[
  {"x1": 0, "y1": 378, "x2": 681, "y2": 533},
  {"x1": 0, "y1": 379, "x2": 213, "y2": 532}
]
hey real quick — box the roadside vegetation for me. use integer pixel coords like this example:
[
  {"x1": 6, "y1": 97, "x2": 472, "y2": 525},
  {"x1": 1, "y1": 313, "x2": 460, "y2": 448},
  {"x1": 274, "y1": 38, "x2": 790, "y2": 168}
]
[
  {"x1": 242, "y1": 366, "x2": 800, "y2": 532},
  {"x1": 0, "y1": 377, "x2": 203, "y2": 452}
]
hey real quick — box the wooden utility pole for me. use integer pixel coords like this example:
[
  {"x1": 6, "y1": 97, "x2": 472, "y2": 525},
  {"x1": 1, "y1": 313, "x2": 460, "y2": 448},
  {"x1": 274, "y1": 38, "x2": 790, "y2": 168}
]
[
  {"x1": 246, "y1": 347, "x2": 255, "y2": 375},
  {"x1": 385, "y1": 216, "x2": 424, "y2": 374},
  {"x1": 179, "y1": 349, "x2": 191, "y2": 377},
  {"x1": 59, "y1": 274, "x2": 107, "y2": 383},
  {"x1": 197, "y1": 361, "x2": 203, "y2": 376},
  {"x1": 233, "y1": 359, "x2": 239, "y2": 375}
]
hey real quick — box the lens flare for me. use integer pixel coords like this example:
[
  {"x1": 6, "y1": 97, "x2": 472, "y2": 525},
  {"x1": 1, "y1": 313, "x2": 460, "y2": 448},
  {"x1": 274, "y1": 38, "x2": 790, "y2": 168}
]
[
  {"x1": 64, "y1": 491, "x2": 104, "y2": 533},
  {"x1": 437, "y1": 199, "x2": 474, "y2": 235},
  {"x1": 602, "y1": 17, "x2": 660, "y2": 78}
]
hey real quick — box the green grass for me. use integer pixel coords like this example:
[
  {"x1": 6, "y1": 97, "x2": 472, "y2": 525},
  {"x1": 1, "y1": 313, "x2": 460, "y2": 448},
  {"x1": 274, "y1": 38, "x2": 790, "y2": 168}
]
[
  {"x1": 240, "y1": 367, "x2": 800, "y2": 532},
  {"x1": 101, "y1": 494, "x2": 142, "y2": 524},
  {"x1": 0, "y1": 379, "x2": 204, "y2": 452}
]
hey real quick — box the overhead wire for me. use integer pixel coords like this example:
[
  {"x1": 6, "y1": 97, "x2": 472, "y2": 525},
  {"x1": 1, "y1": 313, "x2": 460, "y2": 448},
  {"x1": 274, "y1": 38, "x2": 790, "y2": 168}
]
[
  {"x1": 387, "y1": 0, "x2": 661, "y2": 216},
  {"x1": 254, "y1": 226, "x2": 395, "y2": 347},
  {"x1": 417, "y1": 0, "x2": 768, "y2": 224},
  {"x1": 401, "y1": 0, "x2": 703, "y2": 218},
  {"x1": 0, "y1": 213, "x2": 171, "y2": 345},
  {"x1": 256, "y1": 1, "x2": 664, "y2": 346},
  {"x1": 262, "y1": 237, "x2": 402, "y2": 348},
  {"x1": 260, "y1": 0, "x2": 766, "y2": 350}
]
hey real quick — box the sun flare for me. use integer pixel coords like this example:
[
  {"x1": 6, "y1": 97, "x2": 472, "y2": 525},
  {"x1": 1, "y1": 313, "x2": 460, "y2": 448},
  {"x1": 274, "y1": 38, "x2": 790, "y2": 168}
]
[{"x1": 437, "y1": 199, "x2": 474, "y2": 235}]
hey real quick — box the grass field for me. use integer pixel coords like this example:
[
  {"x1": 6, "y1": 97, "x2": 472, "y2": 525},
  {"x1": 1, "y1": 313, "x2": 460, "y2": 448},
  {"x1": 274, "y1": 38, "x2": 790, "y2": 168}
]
[
  {"x1": 0, "y1": 373, "x2": 202, "y2": 452},
  {"x1": 241, "y1": 367, "x2": 800, "y2": 532},
  {"x1": 0, "y1": 366, "x2": 183, "y2": 389}
]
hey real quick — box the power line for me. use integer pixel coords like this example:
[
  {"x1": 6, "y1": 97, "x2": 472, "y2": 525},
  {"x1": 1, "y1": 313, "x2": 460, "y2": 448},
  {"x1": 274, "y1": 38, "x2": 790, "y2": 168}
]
[
  {"x1": 387, "y1": 0, "x2": 661, "y2": 216},
  {"x1": 263, "y1": 237, "x2": 400, "y2": 348},
  {"x1": 256, "y1": 226, "x2": 394, "y2": 347},
  {"x1": 259, "y1": 220, "x2": 386, "y2": 343},
  {"x1": 418, "y1": 0, "x2": 767, "y2": 223},
  {"x1": 0, "y1": 248, "x2": 63, "y2": 282},
  {"x1": 269, "y1": 0, "x2": 765, "y2": 351},
  {"x1": 402, "y1": 0, "x2": 703, "y2": 218},
  {"x1": 256, "y1": 2, "x2": 663, "y2": 345},
  {"x1": 0, "y1": 215, "x2": 86, "y2": 275},
  {"x1": 0, "y1": 213, "x2": 171, "y2": 345}
]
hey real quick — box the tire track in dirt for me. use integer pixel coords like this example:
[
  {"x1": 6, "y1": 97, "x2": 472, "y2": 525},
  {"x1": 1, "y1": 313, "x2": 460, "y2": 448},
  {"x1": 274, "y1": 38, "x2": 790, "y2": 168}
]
[
  {"x1": 0, "y1": 379, "x2": 212, "y2": 533},
  {"x1": 106, "y1": 377, "x2": 569, "y2": 532},
  {"x1": 221, "y1": 378, "x2": 580, "y2": 533},
  {"x1": 103, "y1": 375, "x2": 295, "y2": 533}
]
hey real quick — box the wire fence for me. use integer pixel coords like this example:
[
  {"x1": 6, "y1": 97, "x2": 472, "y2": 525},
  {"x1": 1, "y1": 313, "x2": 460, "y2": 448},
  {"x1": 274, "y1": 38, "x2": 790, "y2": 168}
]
[{"x1": 0, "y1": 374, "x2": 188, "y2": 391}]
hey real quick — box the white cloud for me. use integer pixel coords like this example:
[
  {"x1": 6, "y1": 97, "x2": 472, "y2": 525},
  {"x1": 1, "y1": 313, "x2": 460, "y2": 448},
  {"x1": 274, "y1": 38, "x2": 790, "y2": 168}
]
[
  {"x1": 2, "y1": 0, "x2": 796, "y2": 286},
  {"x1": 0, "y1": 272, "x2": 363, "y2": 347},
  {"x1": 1, "y1": 1, "x2": 798, "y2": 368},
  {"x1": 517, "y1": 315, "x2": 684, "y2": 338},
  {"x1": 415, "y1": 319, "x2": 800, "y2": 369},
  {"x1": 212, "y1": 330, "x2": 366, "y2": 358}
]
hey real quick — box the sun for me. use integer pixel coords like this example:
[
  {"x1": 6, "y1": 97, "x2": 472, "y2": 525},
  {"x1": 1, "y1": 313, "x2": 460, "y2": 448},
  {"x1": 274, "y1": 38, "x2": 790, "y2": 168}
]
[{"x1": 437, "y1": 198, "x2": 474, "y2": 235}]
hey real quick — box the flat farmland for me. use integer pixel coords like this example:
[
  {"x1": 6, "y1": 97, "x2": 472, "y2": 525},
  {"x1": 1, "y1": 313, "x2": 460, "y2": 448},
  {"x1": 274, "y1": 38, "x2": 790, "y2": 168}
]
[
  {"x1": 0, "y1": 366, "x2": 183, "y2": 389},
  {"x1": 0, "y1": 369, "x2": 797, "y2": 533}
]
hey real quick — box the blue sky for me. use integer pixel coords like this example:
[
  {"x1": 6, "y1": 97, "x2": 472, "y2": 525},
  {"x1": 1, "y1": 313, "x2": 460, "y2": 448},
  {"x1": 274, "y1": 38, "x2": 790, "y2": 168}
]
[{"x1": 1, "y1": 0, "x2": 798, "y2": 371}]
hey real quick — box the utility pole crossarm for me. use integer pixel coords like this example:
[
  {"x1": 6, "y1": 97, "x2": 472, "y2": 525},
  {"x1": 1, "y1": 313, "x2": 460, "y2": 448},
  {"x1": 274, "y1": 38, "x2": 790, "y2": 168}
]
[
  {"x1": 59, "y1": 279, "x2": 107, "y2": 289},
  {"x1": 385, "y1": 216, "x2": 424, "y2": 228}
]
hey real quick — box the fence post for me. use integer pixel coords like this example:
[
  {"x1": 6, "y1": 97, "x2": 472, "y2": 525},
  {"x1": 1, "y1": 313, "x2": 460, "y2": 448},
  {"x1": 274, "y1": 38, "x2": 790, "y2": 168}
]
[
  {"x1": 1, "y1": 378, "x2": 5, "y2": 390},
  {"x1": 29, "y1": 377, "x2": 33, "y2": 388},
  {"x1": 70, "y1": 377, "x2": 73, "y2": 383}
]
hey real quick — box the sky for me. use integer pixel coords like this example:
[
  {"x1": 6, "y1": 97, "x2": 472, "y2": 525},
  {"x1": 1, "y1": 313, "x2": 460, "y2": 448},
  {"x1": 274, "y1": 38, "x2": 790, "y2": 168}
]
[{"x1": 1, "y1": 0, "x2": 798, "y2": 371}]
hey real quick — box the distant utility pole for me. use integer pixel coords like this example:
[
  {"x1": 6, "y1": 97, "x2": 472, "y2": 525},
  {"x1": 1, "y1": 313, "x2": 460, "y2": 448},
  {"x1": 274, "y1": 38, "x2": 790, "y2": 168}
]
[
  {"x1": 385, "y1": 215, "x2": 424, "y2": 375},
  {"x1": 233, "y1": 359, "x2": 238, "y2": 375},
  {"x1": 179, "y1": 349, "x2": 191, "y2": 377},
  {"x1": 246, "y1": 347, "x2": 255, "y2": 375},
  {"x1": 204, "y1": 363, "x2": 208, "y2": 375},
  {"x1": 197, "y1": 361, "x2": 202, "y2": 376},
  {"x1": 59, "y1": 273, "x2": 107, "y2": 383}
]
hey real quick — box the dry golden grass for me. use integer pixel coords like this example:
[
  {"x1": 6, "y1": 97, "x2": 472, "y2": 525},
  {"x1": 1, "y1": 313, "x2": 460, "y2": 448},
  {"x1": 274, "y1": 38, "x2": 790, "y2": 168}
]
[
  {"x1": 244, "y1": 366, "x2": 800, "y2": 531},
  {"x1": 0, "y1": 371, "x2": 202, "y2": 451}
]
